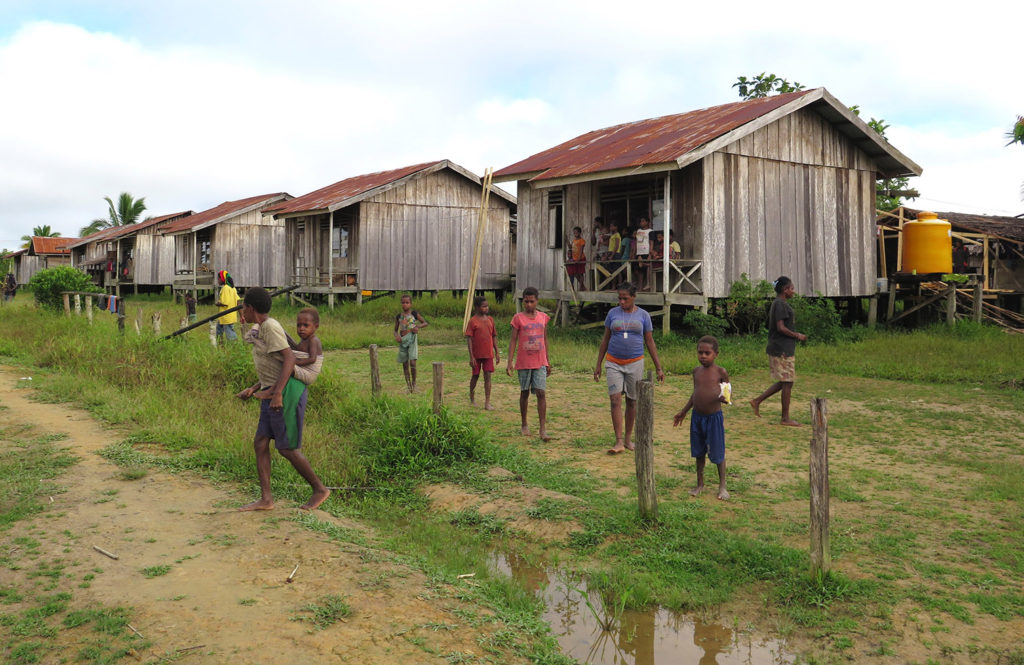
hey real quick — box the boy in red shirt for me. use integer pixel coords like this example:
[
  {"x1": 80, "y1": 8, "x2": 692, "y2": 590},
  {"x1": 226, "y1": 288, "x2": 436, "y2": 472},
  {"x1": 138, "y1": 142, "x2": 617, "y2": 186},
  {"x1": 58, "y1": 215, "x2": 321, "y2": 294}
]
[
  {"x1": 506, "y1": 287, "x2": 551, "y2": 441},
  {"x1": 465, "y1": 296, "x2": 500, "y2": 410}
]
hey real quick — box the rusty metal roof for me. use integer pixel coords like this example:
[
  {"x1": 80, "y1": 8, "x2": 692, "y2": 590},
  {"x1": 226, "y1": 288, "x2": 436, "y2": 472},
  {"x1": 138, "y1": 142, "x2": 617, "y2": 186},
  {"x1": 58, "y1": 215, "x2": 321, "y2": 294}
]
[
  {"x1": 30, "y1": 237, "x2": 77, "y2": 255},
  {"x1": 268, "y1": 162, "x2": 443, "y2": 217},
  {"x1": 494, "y1": 92, "x2": 813, "y2": 182},
  {"x1": 881, "y1": 207, "x2": 1024, "y2": 243},
  {"x1": 495, "y1": 88, "x2": 920, "y2": 182},
  {"x1": 160, "y1": 194, "x2": 288, "y2": 234},
  {"x1": 67, "y1": 211, "x2": 195, "y2": 249}
]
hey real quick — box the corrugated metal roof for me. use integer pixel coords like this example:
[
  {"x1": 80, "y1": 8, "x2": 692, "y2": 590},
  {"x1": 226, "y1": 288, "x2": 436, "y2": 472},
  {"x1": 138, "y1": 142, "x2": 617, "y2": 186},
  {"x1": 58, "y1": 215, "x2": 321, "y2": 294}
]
[
  {"x1": 268, "y1": 162, "x2": 442, "y2": 216},
  {"x1": 494, "y1": 88, "x2": 919, "y2": 182},
  {"x1": 66, "y1": 211, "x2": 196, "y2": 249},
  {"x1": 882, "y1": 207, "x2": 1024, "y2": 243},
  {"x1": 31, "y1": 237, "x2": 77, "y2": 255},
  {"x1": 494, "y1": 92, "x2": 812, "y2": 182},
  {"x1": 160, "y1": 194, "x2": 287, "y2": 234}
]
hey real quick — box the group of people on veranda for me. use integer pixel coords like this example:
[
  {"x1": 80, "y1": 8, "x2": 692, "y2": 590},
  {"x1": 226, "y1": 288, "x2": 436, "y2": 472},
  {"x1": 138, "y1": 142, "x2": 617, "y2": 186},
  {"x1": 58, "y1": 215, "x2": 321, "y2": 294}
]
[
  {"x1": 564, "y1": 217, "x2": 683, "y2": 293},
  {"x1": 231, "y1": 276, "x2": 805, "y2": 511}
]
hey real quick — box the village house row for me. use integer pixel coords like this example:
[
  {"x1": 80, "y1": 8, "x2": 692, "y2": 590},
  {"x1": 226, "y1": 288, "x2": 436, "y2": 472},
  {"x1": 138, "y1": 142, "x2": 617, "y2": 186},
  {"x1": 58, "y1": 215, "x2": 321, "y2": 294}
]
[{"x1": 9, "y1": 88, "x2": 1023, "y2": 324}]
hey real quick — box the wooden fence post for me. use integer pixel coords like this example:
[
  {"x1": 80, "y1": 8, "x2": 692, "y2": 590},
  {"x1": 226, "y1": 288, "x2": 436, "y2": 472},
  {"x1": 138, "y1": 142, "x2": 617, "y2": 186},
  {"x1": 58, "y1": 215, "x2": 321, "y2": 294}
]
[
  {"x1": 63, "y1": 293, "x2": 71, "y2": 317},
  {"x1": 73, "y1": 294, "x2": 81, "y2": 315},
  {"x1": 810, "y1": 397, "x2": 830, "y2": 577},
  {"x1": 209, "y1": 321, "x2": 217, "y2": 346},
  {"x1": 368, "y1": 344, "x2": 382, "y2": 397},
  {"x1": 151, "y1": 311, "x2": 161, "y2": 335},
  {"x1": 432, "y1": 362, "x2": 444, "y2": 414},
  {"x1": 86, "y1": 296, "x2": 93, "y2": 324},
  {"x1": 116, "y1": 298, "x2": 126, "y2": 335},
  {"x1": 972, "y1": 279, "x2": 983, "y2": 322},
  {"x1": 134, "y1": 307, "x2": 142, "y2": 335},
  {"x1": 946, "y1": 284, "x2": 956, "y2": 326},
  {"x1": 634, "y1": 378, "x2": 658, "y2": 521}
]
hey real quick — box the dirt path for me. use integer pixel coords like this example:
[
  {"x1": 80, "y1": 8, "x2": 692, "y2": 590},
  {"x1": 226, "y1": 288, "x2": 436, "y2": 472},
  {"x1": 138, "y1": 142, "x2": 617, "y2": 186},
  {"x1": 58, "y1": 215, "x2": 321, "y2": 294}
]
[{"x1": 0, "y1": 369, "x2": 516, "y2": 664}]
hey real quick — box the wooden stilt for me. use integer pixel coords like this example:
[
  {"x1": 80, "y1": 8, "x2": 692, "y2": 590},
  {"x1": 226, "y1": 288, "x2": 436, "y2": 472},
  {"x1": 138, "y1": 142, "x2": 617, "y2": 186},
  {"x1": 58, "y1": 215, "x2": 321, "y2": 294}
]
[
  {"x1": 867, "y1": 295, "x2": 877, "y2": 327},
  {"x1": 63, "y1": 293, "x2": 71, "y2": 317}
]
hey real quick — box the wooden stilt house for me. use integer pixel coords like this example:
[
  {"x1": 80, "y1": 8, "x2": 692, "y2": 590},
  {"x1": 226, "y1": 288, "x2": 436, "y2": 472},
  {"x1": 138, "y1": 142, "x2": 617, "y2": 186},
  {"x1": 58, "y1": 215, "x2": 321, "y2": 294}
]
[
  {"x1": 15, "y1": 237, "x2": 78, "y2": 284},
  {"x1": 159, "y1": 193, "x2": 291, "y2": 295},
  {"x1": 68, "y1": 211, "x2": 192, "y2": 293},
  {"x1": 266, "y1": 160, "x2": 516, "y2": 305},
  {"x1": 493, "y1": 88, "x2": 922, "y2": 329}
]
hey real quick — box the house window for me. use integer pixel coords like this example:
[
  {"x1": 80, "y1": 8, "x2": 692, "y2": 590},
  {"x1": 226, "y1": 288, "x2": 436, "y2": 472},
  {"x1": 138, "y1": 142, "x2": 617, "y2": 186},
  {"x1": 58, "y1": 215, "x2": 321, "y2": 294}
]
[
  {"x1": 600, "y1": 179, "x2": 665, "y2": 232},
  {"x1": 295, "y1": 220, "x2": 305, "y2": 264},
  {"x1": 332, "y1": 225, "x2": 349, "y2": 259},
  {"x1": 547, "y1": 189, "x2": 564, "y2": 249}
]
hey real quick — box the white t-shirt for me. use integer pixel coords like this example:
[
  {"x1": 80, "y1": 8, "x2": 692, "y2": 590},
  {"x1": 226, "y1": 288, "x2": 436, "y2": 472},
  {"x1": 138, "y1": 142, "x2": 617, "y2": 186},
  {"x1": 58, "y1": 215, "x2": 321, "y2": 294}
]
[{"x1": 635, "y1": 228, "x2": 651, "y2": 255}]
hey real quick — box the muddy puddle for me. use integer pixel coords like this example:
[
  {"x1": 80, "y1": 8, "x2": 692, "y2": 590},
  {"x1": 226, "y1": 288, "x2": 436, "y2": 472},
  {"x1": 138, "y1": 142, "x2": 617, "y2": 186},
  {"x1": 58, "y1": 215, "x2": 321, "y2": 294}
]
[{"x1": 491, "y1": 552, "x2": 794, "y2": 665}]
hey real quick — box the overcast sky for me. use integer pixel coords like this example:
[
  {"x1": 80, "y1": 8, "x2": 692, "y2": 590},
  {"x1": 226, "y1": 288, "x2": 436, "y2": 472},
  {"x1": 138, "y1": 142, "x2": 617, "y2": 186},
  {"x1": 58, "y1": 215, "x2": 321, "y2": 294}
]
[{"x1": 1, "y1": 0, "x2": 1021, "y2": 251}]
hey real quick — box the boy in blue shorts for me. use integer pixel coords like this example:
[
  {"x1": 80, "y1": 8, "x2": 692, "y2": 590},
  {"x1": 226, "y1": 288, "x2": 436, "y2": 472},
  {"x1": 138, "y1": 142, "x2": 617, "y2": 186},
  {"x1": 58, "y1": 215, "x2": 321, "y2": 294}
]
[
  {"x1": 236, "y1": 287, "x2": 330, "y2": 512},
  {"x1": 673, "y1": 335, "x2": 731, "y2": 500}
]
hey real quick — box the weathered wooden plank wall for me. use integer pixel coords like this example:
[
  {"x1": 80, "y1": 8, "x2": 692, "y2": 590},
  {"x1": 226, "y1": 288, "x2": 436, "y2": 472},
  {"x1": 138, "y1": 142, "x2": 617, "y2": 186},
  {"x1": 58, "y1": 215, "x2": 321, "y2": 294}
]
[
  {"x1": 213, "y1": 211, "x2": 287, "y2": 288},
  {"x1": 359, "y1": 169, "x2": 511, "y2": 291},
  {"x1": 16, "y1": 256, "x2": 44, "y2": 284},
  {"x1": 706, "y1": 107, "x2": 878, "y2": 297},
  {"x1": 134, "y1": 235, "x2": 176, "y2": 285}
]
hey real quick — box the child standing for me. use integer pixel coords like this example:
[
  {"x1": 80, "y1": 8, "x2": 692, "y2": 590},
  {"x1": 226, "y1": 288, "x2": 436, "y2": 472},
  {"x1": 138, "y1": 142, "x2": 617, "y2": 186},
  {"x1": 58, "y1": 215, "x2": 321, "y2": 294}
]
[
  {"x1": 394, "y1": 294, "x2": 429, "y2": 392},
  {"x1": 184, "y1": 292, "x2": 197, "y2": 324},
  {"x1": 673, "y1": 335, "x2": 731, "y2": 500},
  {"x1": 465, "y1": 296, "x2": 500, "y2": 410},
  {"x1": 236, "y1": 287, "x2": 330, "y2": 512},
  {"x1": 566, "y1": 226, "x2": 586, "y2": 290},
  {"x1": 592, "y1": 217, "x2": 609, "y2": 261},
  {"x1": 506, "y1": 287, "x2": 551, "y2": 441}
]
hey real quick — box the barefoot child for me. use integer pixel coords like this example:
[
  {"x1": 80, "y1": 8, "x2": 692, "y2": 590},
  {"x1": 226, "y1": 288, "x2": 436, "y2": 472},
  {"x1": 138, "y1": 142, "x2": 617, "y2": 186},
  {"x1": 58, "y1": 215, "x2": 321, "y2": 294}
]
[
  {"x1": 466, "y1": 296, "x2": 500, "y2": 409},
  {"x1": 236, "y1": 287, "x2": 330, "y2": 512},
  {"x1": 506, "y1": 287, "x2": 551, "y2": 441},
  {"x1": 394, "y1": 294, "x2": 429, "y2": 392},
  {"x1": 672, "y1": 335, "x2": 731, "y2": 500}
]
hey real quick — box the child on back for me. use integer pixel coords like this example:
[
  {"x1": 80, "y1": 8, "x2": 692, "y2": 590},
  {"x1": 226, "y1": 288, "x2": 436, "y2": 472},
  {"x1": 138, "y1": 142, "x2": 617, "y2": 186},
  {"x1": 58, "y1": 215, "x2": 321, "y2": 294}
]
[
  {"x1": 506, "y1": 287, "x2": 551, "y2": 441},
  {"x1": 672, "y1": 336, "x2": 731, "y2": 500},
  {"x1": 290, "y1": 307, "x2": 324, "y2": 385},
  {"x1": 465, "y1": 296, "x2": 500, "y2": 410},
  {"x1": 394, "y1": 294, "x2": 429, "y2": 392},
  {"x1": 236, "y1": 287, "x2": 330, "y2": 512},
  {"x1": 244, "y1": 307, "x2": 323, "y2": 385}
]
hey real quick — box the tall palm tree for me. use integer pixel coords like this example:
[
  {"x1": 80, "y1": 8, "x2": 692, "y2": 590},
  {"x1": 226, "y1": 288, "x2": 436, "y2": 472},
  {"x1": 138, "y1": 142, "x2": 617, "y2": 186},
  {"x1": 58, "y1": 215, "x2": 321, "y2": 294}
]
[
  {"x1": 20, "y1": 225, "x2": 62, "y2": 248},
  {"x1": 79, "y1": 193, "x2": 148, "y2": 237}
]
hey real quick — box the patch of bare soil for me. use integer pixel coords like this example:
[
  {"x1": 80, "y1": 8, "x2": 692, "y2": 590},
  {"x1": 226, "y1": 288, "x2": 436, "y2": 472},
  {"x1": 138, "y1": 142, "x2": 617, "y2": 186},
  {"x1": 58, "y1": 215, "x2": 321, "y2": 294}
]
[
  {"x1": 0, "y1": 371, "x2": 523, "y2": 664},
  {"x1": 423, "y1": 474, "x2": 583, "y2": 542}
]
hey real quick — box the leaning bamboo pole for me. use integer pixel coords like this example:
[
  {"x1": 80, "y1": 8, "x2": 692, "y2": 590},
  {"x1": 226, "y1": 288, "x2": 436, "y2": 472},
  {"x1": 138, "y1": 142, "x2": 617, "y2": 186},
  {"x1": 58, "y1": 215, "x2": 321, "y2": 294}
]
[{"x1": 462, "y1": 168, "x2": 494, "y2": 333}]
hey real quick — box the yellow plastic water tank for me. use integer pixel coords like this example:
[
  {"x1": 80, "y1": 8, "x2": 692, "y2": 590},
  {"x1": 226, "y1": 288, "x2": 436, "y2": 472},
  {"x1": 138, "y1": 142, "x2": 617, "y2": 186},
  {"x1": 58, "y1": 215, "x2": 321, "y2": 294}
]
[{"x1": 902, "y1": 212, "x2": 952, "y2": 274}]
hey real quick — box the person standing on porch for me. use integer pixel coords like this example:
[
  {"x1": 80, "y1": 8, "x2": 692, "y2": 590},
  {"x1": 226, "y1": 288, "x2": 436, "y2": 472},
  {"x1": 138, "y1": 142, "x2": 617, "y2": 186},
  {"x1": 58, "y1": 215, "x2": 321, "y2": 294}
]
[
  {"x1": 749, "y1": 276, "x2": 806, "y2": 426},
  {"x1": 593, "y1": 282, "x2": 665, "y2": 455},
  {"x1": 634, "y1": 217, "x2": 652, "y2": 290}
]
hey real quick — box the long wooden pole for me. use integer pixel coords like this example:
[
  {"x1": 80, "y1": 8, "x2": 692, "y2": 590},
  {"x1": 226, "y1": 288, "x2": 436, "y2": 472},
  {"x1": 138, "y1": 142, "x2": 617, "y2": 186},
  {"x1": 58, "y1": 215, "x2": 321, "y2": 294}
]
[
  {"x1": 162, "y1": 285, "x2": 299, "y2": 340},
  {"x1": 809, "y1": 398, "x2": 830, "y2": 577},
  {"x1": 432, "y1": 362, "x2": 444, "y2": 414},
  {"x1": 369, "y1": 344, "x2": 382, "y2": 397},
  {"x1": 463, "y1": 168, "x2": 493, "y2": 333}
]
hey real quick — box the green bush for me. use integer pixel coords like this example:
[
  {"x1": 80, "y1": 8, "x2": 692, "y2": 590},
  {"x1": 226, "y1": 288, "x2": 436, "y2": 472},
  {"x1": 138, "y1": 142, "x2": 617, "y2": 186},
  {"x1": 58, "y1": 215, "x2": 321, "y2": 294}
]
[
  {"x1": 681, "y1": 308, "x2": 728, "y2": 338},
  {"x1": 723, "y1": 274, "x2": 774, "y2": 334},
  {"x1": 358, "y1": 400, "x2": 489, "y2": 481},
  {"x1": 28, "y1": 266, "x2": 101, "y2": 312},
  {"x1": 790, "y1": 295, "x2": 842, "y2": 344}
]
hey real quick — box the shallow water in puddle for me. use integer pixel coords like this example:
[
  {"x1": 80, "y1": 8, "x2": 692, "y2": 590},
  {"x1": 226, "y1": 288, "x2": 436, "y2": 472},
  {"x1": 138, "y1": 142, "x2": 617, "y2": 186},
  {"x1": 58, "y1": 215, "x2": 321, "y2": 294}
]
[{"x1": 491, "y1": 551, "x2": 794, "y2": 665}]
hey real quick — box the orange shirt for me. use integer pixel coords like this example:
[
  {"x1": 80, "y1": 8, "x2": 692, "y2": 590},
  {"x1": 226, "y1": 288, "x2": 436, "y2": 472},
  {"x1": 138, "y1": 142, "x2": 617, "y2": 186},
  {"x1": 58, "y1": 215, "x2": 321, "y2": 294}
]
[{"x1": 465, "y1": 315, "x2": 497, "y2": 359}]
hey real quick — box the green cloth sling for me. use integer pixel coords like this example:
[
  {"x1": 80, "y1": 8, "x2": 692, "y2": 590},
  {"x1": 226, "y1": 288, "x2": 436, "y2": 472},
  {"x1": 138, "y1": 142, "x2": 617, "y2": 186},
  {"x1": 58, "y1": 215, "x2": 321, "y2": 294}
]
[{"x1": 281, "y1": 377, "x2": 306, "y2": 449}]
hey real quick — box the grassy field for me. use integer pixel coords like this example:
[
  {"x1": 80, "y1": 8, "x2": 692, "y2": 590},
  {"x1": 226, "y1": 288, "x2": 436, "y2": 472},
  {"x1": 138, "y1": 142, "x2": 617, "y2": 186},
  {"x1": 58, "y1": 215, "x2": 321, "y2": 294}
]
[{"x1": 1, "y1": 291, "x2": 1022, "y2": 664}]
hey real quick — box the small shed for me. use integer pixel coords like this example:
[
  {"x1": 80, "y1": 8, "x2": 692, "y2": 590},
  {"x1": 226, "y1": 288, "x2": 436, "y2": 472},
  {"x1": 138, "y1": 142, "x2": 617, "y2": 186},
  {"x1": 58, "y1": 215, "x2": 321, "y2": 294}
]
[
  {"x1": 494, "y1": 87, "x2": 921, "y2": 328},
  {"x1": 159, "y1": 193, "x2": 291, "y2": 295},
  {"x1": 5, "y1": 249, "x2": 28, "y2": 285},
  {"x1": 67, "y1": 211, "x2": 192, "y2": 294},
  {"x1": 267, "y1": 160, "x2": 516, "y2": 304}
]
